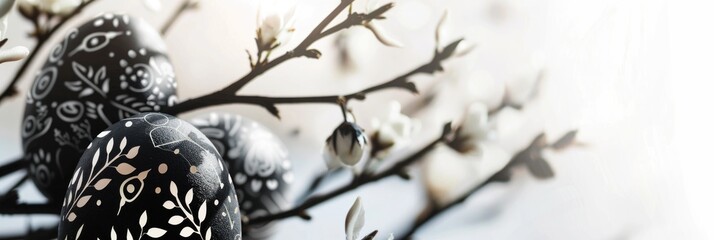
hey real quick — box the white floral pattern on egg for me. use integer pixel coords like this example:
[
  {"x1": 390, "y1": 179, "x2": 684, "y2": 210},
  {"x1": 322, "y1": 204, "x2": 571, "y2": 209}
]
[{"x1": 58, "y1": 113, "x2": 241, "y2": 240}]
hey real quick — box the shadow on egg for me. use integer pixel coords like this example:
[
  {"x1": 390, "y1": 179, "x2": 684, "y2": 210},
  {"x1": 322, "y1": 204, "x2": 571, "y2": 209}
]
[{"x1": 191, "y1": 113, "x2": 293, "y2": 240}]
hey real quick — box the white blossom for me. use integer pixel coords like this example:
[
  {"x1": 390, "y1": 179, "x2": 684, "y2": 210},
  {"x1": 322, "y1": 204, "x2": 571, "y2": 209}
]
[
  {"x1": 324, "y1": 122, "x2": 369, "y2": 168},
  {"x1": 345, "y1": 197, "x2": 365, "y2": 240},
  {"x1": 256, "y1": 1, "x2": 296, "y2": 50},
  {"x1": 422, "y1": 143, "x2": 510, "y2": 207},
  {"x1": 18, "y1": 0, "x2": 82, "y2": 16},
  {"x1": 371, "y1": 101, "x2": 419, "y2": 158},
  {"x1": 451, "y1": 102, "x2": 492, "y2": 155},
  {"x1": 142, "y1": 0, "x2": 161, "y2": 12}
]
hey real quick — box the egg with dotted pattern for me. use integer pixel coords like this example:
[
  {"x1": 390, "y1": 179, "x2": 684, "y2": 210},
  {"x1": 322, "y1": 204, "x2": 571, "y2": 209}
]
[
  {"x1": 58, "y1": 113, "x2": 242, "y2": 240},
  {"x1": 191, "y1": 113, "x2": 293, "y2": 239},
  {"x1": 21, "y1": 13, "x2": 178, "y2": 202}
]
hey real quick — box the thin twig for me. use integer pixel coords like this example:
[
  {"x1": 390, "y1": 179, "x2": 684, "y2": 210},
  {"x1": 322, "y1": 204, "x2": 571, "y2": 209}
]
[
  {"x1": 0, "y1": 0, "x2": 96, "y2": 104},
  {"x1": 161, "y1": 0, "x2": 196, "y2": 35},
  {"x1": 164, "y1": 1, "x2": 408, "y2": 116},
  {"x1": 0, "y1": 157, "x2": 27, "y2": 178},
  {"x1": 0, "y1": 224, "x2": 58, "y2": 240},
  {"x1": 399, "y1": 130, "x2": 579, "y2": 239},
  {"x1": 0, "y1": 203, "x2": 59, "y2": 215},
  {"x1": 246, "y1": 124, "x2": 450, "y2": 225},
  {"x1": 398, "y1": 173, "x2": 501, "y2": 240},
  {"x1": 164, "y1": 38, "x2": 460, "y2": 116}
]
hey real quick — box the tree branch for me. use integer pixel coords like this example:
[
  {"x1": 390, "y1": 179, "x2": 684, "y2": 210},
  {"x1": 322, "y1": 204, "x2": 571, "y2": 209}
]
[
  {"x1": 245, "y1": 123, "x2": 451, "y2": 225},
  {"x1": 0, "y1": 157, "x2": 27, "y2": 178},
  {"x1": 163, "y1": 38, "x2": 461, "y2": 116},
  {"x1": 399, "y1": 130, "x2": 579, "y2": 239},
  {"x1": 161, "y1": 0, "x2": 197, "y2": 35},
  {"x1": 0, "y1": 0, "x2": 96, "y2": 104}
]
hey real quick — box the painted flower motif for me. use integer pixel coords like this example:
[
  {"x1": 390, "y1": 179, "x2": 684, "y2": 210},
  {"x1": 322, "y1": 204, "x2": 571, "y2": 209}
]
[
  {"x1": 18, "y1": 0, "x2": 83, "y2": 16},
  {"x1": 450, "y1": 102, "x2": 492, "y2": 155},
  {"x1": 370, "y1": 101, "x2": 419, "y2": 158},
  {"x1": 256, "y1": 0, "x2": 296, "y2": 50},
  {"x1": 363, "y1": 0, "x2": 401, "y2": 47},
  {"x1": 345, "y1": 197, "x2": 365, "y2": 240},
  {"x1": 323, "y1": 122, "x2": 369, "y2": 168}
]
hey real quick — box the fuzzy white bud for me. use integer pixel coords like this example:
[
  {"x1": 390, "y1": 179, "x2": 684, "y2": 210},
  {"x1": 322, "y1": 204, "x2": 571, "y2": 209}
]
[{"x1": 256, "y1": 1, "x2": 296, "y2": 50}]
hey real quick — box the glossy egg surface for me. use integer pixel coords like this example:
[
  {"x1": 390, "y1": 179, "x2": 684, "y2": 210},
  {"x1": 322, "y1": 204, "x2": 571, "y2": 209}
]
[
  {"x1": 58, "y1": 113, "x2": 241, "y2": 240},
  {"x1": 22, "y1": 13, "x2": 178, "y2": 201}
]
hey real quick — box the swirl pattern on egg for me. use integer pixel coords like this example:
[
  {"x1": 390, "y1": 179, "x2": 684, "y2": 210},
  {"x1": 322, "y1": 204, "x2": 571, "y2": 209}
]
[
  {"x1": 21, "y1": 13, "x2": 178, "y2": 202},
  {"x1": 192, "y1": 113, "x2": 293, "y2": 239}
]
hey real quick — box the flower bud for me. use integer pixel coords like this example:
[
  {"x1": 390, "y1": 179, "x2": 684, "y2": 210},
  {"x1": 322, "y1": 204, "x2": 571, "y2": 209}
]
[
  {"x1": 450, "y1": 102, "x2": 490, "y2": 154},
  {"x1": 371, "y1": 101, "x2": 419, "y2": 158},
  {"x1": 256, "y1": 2, "x2": 296, "y2": 50},
  {"x1": 324, "y1": 122, "x2": 369, "y2": 167},
  {"x1": 345, "y1": 197, "x2": 365, "y2": 240}
]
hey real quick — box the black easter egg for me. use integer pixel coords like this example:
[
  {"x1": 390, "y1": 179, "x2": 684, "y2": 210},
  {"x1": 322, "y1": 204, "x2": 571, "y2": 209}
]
[
  {"x1": 191, "y1": 113, "x2": 293, "y2": 239},
  {"x1": 58, "y1": 113, "x2": 242, "y2": 240},
  {"x1": 21, "y1": 13, "x2": 178, "y2": 202}
]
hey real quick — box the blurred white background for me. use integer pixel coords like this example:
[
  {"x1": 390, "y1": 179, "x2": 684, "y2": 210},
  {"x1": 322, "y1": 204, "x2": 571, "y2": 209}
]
[{"x1": 0, "y1": 0, "x2": 711, "y2": 239}]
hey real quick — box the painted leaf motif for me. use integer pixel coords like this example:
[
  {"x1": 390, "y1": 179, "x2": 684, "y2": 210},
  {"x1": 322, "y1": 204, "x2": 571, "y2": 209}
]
[
  {"x1": 111, "y1": 227, "x2": 117, "y2": 240},
  {"x1": 94, "y1": 178, "x2": 111, "y2": 190},
  {"x1": 146, "y1": 228, "x2": 167, "y2": 238},
  {"x1": 163, "y1": 201, "x2": 175, "y2": 209},
  {"x1": 198, "y1": 201, "x2": 207, "y2": 222},
  {"x1": 140, "y1": 210, "x2": 147, "y2": 228},
  {"x1": 185, "y1": 188, "x2": 193, "y2": 206},
  {"x1": 116, "y1": 163, "x2": 136, "y2": 175},
  {"x1": 170, "y1": 181, "x2": 178, "y2": 196},
  {"x1": 179, "y1": 227, "x2": 193, "y2": 237},
  {"x1": 76, "y1": 195, "x2": 92, "y2": 208},
  {"x1": 127, "y1": 230, "x2": 134, "y2": 240},
  {"x1": 91, "y1": 150, "x2": 100, "y2": 169},
  {"x1": 126, "y1": 146, "x2": 140, "y2": 159},
  {"x1": 79, "y1": 88, "x2": 94, "y2": 98},
  {"x1": 168, "y1": 215, "x2": 184, "y2": 225},
  {"x1": 97, "y1": 130, "x2": 111, "y2": 138},
  {"x1": 106, "y1": 137, "x2": 114, "y2": 154},
  {"x1": 120, "y1": 137, "x2": 127, "y2": 151},
  {"x1": 68, "y1": 212, "x2": 77, "y2": 222},
  {"x1": 75, "y1": 224, "x2": 84, "y2": 240},
  {"x1": 205, "y1": 227, "x2": 211, "y2": 240}
]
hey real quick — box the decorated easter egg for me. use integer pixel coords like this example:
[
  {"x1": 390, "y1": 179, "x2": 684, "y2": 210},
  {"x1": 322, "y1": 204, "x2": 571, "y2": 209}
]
[
  {"x1": 21, "y1": 13, "x2": 178, "y2": 202},
  {"x1": 58, "y1": 113, "x2": 241, "y2": 240},
  {"x1": 191, "y1": 113, "x2": 292, "y2": 239}
]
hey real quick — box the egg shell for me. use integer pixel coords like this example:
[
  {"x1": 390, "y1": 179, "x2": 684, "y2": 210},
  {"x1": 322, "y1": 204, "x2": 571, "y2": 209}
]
[
  {"x1": 191, "y1": 113, "x2": 292, "y2": 238},
  {"x1": 58, "y1": 113, "x2": 241, "y2": 240},
  {"x1": 21, "y1": 13, "x2": 178, "y2": 202}
]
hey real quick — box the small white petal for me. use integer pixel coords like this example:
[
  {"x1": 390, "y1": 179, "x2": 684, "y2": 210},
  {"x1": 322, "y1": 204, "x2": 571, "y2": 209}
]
[
  {"x1": 0, "y1": 0, "x2": 15, "y2": 19},
  {"x1": 365, "y1": 22, "x2": 402, "y2": 48},
  {"x1": 0, "y1": 46, "x2": 30, "y2": 64},
  {"x1": 143, "y1": 0, "x2": 161, "y2": 12},
  {"x1": 345, "y1": 197, "x2": 366, "y2": 240}
]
